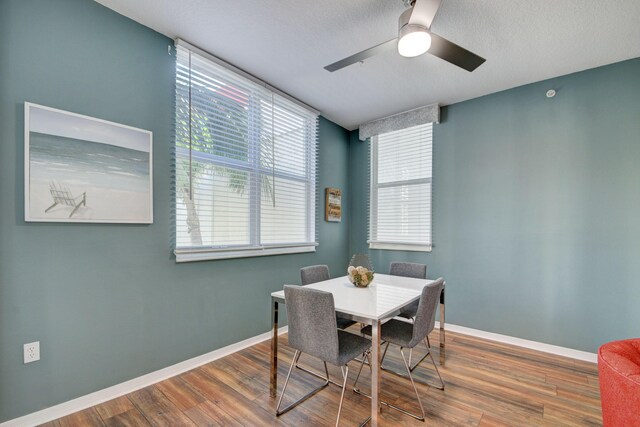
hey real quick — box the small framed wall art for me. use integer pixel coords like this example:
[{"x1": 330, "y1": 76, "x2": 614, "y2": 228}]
[
  {"x1": 24, "y1": 102, "x2": 153, "y2": 223},
  {"x1": 325, "y1": 187, "x2": 342, "y2": 222}
]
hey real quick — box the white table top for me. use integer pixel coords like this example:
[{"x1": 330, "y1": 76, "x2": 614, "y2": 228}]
[{"x1": 271, "y1": 274, "x2": 434, "y2": 321}]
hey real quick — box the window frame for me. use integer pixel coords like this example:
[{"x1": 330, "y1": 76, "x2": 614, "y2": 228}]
[
  {"x1": 368, "y1": 123, "x2": 433, "y2": 252},
  {"x1": 173, "y1": 41, "x2": 319, "y2": 262}
]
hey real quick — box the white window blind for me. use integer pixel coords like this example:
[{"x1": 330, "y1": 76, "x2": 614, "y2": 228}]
[
  {"x1": 369, "y1": 123, "x2": 432, "y2": 252},
  {"x1": 174, "y1": 44, "x2": 319, "y2": 262}
]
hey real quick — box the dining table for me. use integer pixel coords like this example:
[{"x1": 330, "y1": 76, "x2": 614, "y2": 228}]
[{"x1": 270, "y1": 273, "x2": 445, "y2": 426}]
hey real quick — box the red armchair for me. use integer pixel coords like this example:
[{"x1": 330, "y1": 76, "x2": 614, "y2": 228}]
[{"x1": 598, "y1": 339, "x2": 640, "y2": 426}]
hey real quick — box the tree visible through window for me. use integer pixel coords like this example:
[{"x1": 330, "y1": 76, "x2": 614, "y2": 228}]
[{"x1": 174, "y1": 43, "x2": 318, "y2": 261}]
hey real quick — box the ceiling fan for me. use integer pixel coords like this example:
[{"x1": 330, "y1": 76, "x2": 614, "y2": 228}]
[{"x1": 324, "y1": 0, "x2": 485, "y2": 72}]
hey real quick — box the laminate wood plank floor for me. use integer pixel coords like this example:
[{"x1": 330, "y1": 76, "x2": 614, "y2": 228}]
[{"x1": 41, "y1": 329, "x2": 602, "y2": 426}]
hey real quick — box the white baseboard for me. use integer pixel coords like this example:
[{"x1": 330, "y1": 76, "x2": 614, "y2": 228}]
[
  {"x1": 2, "y1": 321, "x2": 598, "y2": 426},
  {"x1": 436, "y1": 321, "x2": 598, "y2": 363},
  {"x1": 0, "y1": 326, "x2": 288, "y2": 427}
]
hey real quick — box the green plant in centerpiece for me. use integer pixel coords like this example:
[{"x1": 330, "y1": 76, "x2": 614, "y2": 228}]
[{"x1": 347, "y1": 265, "x2": 374, "y2": 288}]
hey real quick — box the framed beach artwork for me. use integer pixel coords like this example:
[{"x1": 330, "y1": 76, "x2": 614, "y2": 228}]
[
  {"x1": 325, "y1": 187, "x2": 342, "y2": 222},
  {"x1": 24, "y1": 102, "x2": 153, "y2": 223}
]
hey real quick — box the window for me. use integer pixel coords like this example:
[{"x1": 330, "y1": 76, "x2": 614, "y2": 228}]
[
  {"x1": 369, "y1": 123, "x2": 432, "y2": 251},
  {"x1": 174, "y1": 42, "x2": 319, "y2": 262}
]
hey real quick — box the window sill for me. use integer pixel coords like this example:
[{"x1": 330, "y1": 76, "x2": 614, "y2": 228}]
[
  {"x1": 368, "y1": 242, "x2": 432, "y2": 252},
  {"x1": 174, "y1": 244, "x2": 317, "y2": 263}
]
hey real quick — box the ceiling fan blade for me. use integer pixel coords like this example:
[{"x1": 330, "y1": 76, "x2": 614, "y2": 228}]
[
  {"x1": 408, "y1": 0, "x2": 442, "y2": 29},
  {"x1": 324, "y1": 38, "x2": 398, "y2": 72},
  {"x1": 428, "y1": 32, "x2": 485, "y2": 72}
]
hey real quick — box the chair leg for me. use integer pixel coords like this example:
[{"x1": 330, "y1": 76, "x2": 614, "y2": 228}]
[
  {"x1": 399, "y1": 347, "x2": 426, "y2": 421},
  {"x1": 276, "y1": 350, "x2": 330, "y2": 416},
  {"x1": 380, "y1": 341, "x2": 390, "y2": 366},
  {"x1": 336, "y1": 366, "x2": 349, "y2": 427},
  {"x1": 295, "y1": 358, "x2": 343, "y2": 387},
  {"x1": 351, "y1": 352, "x2": 375, "y2": 427},
  {"x1": 380, "y1": 338, "x2": 445, "y2": 390},
  {"x1": 408, "y1": 348, "x2": 431, "y2": 372},
  {"x1": 403, "y1": 317, "x2": 426, "y2": 372},
  {"x1": 353, "y1": 352, "x2": 367, "y2": 391},
  {"x1": 355, "y1": 340, "x2": 387, "y2": 366},
  {"x1": 405, "y1": 316, "x2": 426, "y2": 372},
  {"x1": 276, "y1": 350, "x2": 300, "y2": 415},
  {"x1": 381, "y1": 343, "x2": 428, "y2": 379},
  {"x1": 424, "y1": 336, "x2": 445, "y2": 390},
  {"x1": 407, "y1": 332, "x2": 432, "y2": 372},
  {"x1": 353, "y1": 349, "x2": 426, "y2": 421}
]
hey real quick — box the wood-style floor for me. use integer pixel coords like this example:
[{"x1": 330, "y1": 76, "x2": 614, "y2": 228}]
[{"x1": 41, "y1": 328, "x2": 602, "y2": 426}]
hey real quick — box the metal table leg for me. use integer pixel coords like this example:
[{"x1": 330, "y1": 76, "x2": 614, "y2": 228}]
[
  {"x1": 439, "y1": 286, "x2": 446, "y2": 365},
  {"x1": 270, "y1": 299, "x2": 279, "y2": 397},
  {"x1": 371, "y1": 319, "x2": 381, "y2": 426}
]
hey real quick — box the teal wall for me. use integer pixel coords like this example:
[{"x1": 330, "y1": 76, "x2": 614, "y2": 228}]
[
  {"x1": 350, "y1": 58, "x2": 640, "y2": 354},
  {"x1": 3, "y1": 0, "x2": 639, "y2": 422},
  {"x1": 0, "y1": 0, "x2": 351, "y2": 422}
]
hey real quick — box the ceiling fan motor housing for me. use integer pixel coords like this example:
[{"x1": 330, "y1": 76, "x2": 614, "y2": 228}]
[
  {"x1": 398, "y1": 7, "x2": 415, "y2": 33},
  {"x1": 324, "y1": 0, "x2": 485, "y2": 72},
  {"x1": 397, "y1": 7, "x2": 431, "y2": 57}
]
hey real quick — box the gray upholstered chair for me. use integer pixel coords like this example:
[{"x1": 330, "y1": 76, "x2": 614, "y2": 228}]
[
  {"x1": 277, "y1": 286, "x2": 371, "y2": 426},
  {"x1": 300, "y1": 265, "x2": 357, "y2": 330},
  {"x1": 389, "y1": 262, "x2": 427, "y2": 320},
  {"x1": 300, "y1": 264, "x2": 330, "y2": 285},
  {"x1": 355, "y1": 278, "x2": 445, "y2": 421}
]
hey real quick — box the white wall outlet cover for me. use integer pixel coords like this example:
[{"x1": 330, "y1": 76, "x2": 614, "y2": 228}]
[{"x1": 24, "y1": 341, "x2": 40, "y2": 364}]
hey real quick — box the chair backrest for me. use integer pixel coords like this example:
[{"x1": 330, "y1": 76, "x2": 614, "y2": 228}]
[
  {"x1": 300, "y1": 265, "x2": 330, "y2": 285},
  {"x1": 389, "y1": 262, "x2": 427, "y2": 279},
  {"x1": 284, "y1": 285, "x2": 340, "y2": 364},
  {"x1": 411, "y1": 278, "x2": 444, "y2": 347}
]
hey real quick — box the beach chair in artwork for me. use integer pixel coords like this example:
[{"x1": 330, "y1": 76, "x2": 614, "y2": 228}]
[{"x1": 45, "y1": 181, "x2": 86, "y2": 218}]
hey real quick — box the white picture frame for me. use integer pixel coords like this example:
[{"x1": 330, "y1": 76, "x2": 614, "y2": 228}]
[{"x1": 24, "y1": 102, "x2": 153, "y2": 223}]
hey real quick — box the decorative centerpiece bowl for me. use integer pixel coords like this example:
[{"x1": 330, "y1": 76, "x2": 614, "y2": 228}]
[{"x1": 347, "y1": 265, "x2": 374, "y2": 288}]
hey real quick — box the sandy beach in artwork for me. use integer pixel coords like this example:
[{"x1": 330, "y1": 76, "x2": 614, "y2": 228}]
[
  {"x1": 27, "y1": 126, "x2": 151, "y2": 222},
  {"x1": 28, "y1": 183, "x2": 150, "y2": 222}
]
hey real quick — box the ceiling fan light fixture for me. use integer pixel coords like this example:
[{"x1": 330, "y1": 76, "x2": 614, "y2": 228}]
[
  {"x1": 397, "y1": 24, "x2": 431, "y2": 58},
  {"x1": 324, "y1": 1, "x2": 485, "y2": 72}
]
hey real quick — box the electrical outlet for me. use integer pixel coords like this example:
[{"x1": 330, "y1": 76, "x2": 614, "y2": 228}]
[{"x1": 24, "y1": 341, "x2": 40, "y2": 364}]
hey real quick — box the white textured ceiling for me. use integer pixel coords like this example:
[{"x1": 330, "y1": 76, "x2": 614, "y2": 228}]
[{"x1": 95, "y1": 0, "x2": 640, "y2": 130}]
